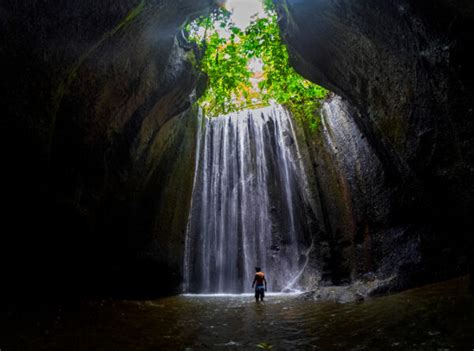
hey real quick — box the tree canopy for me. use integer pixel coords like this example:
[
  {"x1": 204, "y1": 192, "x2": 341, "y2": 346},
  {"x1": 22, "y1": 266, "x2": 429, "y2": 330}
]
[{"x1": 186, "y1": 2, "x2": 328, "y2": 129}]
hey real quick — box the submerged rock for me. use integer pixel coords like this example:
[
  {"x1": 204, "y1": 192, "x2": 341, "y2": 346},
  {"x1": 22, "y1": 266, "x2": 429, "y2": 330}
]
[{"x1": 299, "y1": 276, "x2": 396, "y2": 303}]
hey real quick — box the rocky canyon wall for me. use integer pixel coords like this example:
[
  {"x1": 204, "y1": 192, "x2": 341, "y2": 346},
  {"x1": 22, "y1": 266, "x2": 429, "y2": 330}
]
[
  {"x1": 1, "y1": 0, "x2": 212, "y2": 297},
  {"x1": 2, "y1": 0, "x2": 473, "y2": 298},
  {"x1": 276, "y1": 0, "x2": 474, "y2": 290}
]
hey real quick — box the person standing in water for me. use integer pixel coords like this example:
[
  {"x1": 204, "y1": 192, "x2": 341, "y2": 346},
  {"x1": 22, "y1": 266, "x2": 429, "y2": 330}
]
[{"x1": 252, "y1": 267, "x2": 267, "y2": 302}]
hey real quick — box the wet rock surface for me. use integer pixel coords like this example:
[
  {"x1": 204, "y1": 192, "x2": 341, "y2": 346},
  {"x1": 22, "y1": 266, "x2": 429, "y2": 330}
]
[
  {"x1": 276, "y1": 0, "x2": 474, "y2": 290},
  {"x1": 294, "y1": 95, "x2": 426, "y2": 292},
  {"x1": 299, "y1": 276, "x2": 396, "y2": 304}
]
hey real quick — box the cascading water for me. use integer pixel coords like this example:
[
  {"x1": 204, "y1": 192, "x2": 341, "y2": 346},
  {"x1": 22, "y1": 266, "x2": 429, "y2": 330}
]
[{"x1": 183, "y1": 104, "x2": 314, "y2": 293}]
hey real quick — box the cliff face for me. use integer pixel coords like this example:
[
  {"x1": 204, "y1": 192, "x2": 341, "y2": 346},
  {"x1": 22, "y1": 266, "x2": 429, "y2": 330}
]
[
  {"x1": 1, "y1": 0, "x2": 473, "y2": 298},
  {"x1": 276, "y1": 0, "x2": 474, "y2": 290},
  {"x1": 1, "y1": 0, "x2": 211, "y2": 297}
]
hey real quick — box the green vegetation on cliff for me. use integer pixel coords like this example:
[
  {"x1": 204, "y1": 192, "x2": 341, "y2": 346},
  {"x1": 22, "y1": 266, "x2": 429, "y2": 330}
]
[{"x1": 186, "y1": 1, "x2": 328, "y2": 129}]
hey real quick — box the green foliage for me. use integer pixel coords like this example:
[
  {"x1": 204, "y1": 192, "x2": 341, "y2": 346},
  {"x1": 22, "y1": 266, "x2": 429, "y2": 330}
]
[
  {"x1": 262, "y1": 0, "x2": 275, "y2": 13},
  {"x1": 256, "y1": 342, "x2": 273, "y2": 350},
  {"x1": 187, "y1": 3, "x2": 328, "y2": 129}
]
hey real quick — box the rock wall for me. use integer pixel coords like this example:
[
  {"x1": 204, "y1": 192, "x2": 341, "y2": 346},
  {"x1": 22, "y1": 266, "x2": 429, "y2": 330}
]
[
  {"x1": 276, "y1": 0, "x2": 474, "y2": 290},
  {"x1": 2, "y1": 0, "x2": 472, "y2": 298},
  {"x1": 1, "y1": 0, "x2": 211, "y2": 297}
]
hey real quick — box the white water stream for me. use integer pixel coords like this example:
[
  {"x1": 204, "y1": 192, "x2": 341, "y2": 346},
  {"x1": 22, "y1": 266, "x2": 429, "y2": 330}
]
[{"x1": 184, "y1": 105, "x2": 313, "y2": 293}]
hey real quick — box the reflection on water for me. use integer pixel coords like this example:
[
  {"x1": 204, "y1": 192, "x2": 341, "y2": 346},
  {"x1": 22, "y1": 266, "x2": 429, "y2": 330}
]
[{"x1": 2, "y1": 277, "x2": 473, "y2": 350}]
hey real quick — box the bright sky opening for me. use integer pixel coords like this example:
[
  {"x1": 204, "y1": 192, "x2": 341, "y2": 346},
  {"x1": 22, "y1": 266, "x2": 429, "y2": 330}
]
[{"x1": 224, "y1": 0, "x2": 267, "y2": 29}]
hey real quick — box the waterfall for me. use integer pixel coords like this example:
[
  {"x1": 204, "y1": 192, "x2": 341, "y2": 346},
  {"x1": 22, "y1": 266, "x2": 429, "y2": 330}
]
[{"x1": 183, "y1": 104, "x2": 313, "y2": 293}]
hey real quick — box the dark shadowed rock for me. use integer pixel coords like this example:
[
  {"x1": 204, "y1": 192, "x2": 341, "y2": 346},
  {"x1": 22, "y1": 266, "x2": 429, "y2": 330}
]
[
  {"x1": 1, "y1": 0, "x2": 212, "y2": 298},
  {"x1": 275, "y1": 0, "x2": 474, "y2": 291}
]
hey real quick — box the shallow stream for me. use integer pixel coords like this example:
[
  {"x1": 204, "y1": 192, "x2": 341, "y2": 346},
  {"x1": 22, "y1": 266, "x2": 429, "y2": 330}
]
[{"x1": 2, "y1": 278, "x2": 473, "y2": 350}]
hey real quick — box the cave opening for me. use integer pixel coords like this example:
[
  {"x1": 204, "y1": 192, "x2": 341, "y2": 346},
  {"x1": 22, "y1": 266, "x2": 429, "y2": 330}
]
[
  {"x1": 182, "y1": 0, "x2": 329, "y2": 294},
  {"x1": 185, "y1": 0, "x2": 328, "y2": 125}
]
